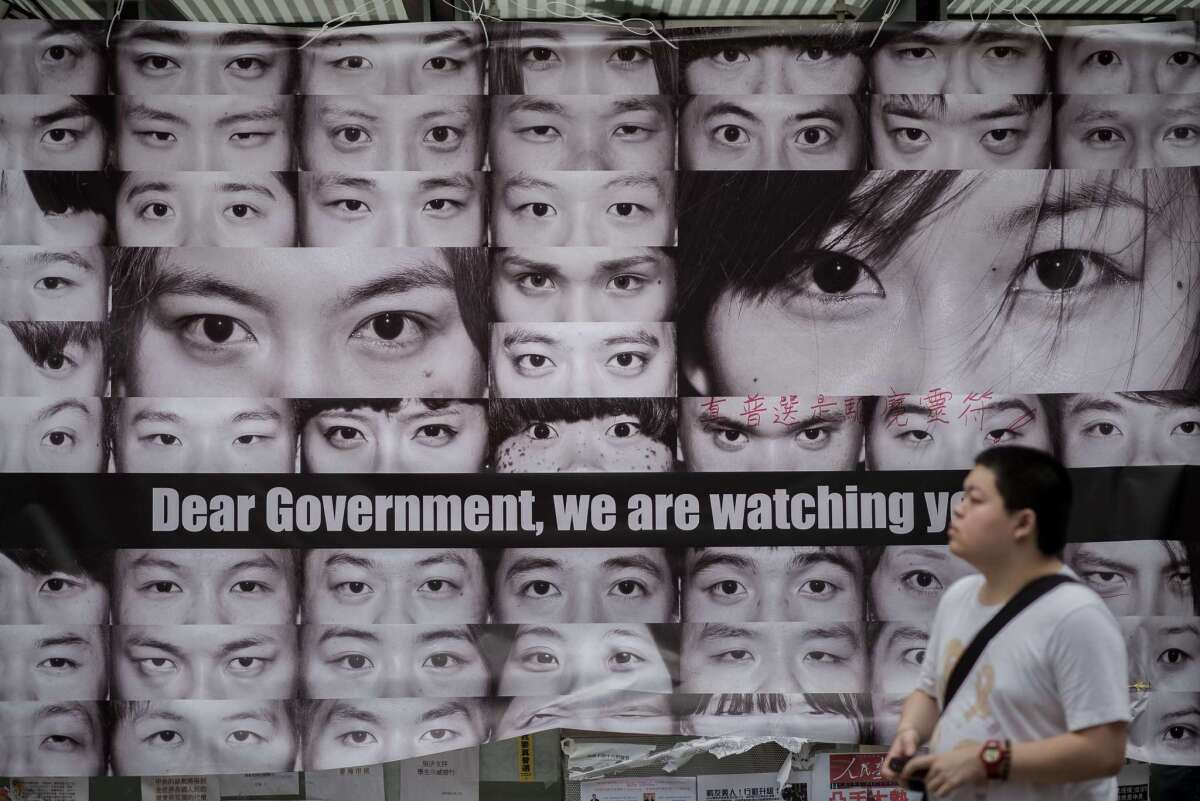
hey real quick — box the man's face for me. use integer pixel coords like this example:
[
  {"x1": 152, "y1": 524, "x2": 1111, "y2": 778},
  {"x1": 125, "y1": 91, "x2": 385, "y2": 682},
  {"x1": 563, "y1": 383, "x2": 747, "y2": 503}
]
[
  {"x1": 1064, "y1": 540, "x2": 1195, "y2": 617},
  {"x1": 112, "y1": 549, "x2": 297, "y2": 624},
  {"x1": 300, "y1": 24, "x2": 482, "y2": 94},
  {"x1": 497, "y1": 623, "x2": 672, "y2": 696},
  {"x1": 1126, "y1": 617, "x2": 1200, "y2": 692},
  {"x1": 684, "y1": 36, "x2": 866, "y2": 94},
  {"x1": 683, "y1": 546, "x2": 864, "y2": 622},
  {"x1": 680, "y1": 396, "x2": 863, "y2": 472},
  {"x1": 0, "y1": 247, "x2": 107, "y2": 321},
  {"x1": 1061, "y1": 393, "x2": 1200, "y2": 467},
  {"x1": 683, "y1": 693, "x2": 861, "y2": 741},
  {"x1": 116, "y1": 172, "x2": 295, "y2": 247},
  {"x1": 494, "y1": 413, "x2": 674, "y2": 473},
  {"x1": 946, "y1": 465, "x2": 1021, "y2": 568},
  {"x1": 0, "y1": 22, "x2": 105, "y2": 94},
  {"x1": 1057, "y1": 23, "x2": 1200, "y2": 94},
  {"x1": 123, "y1": 247, "x2": 484, "y2": 398},
  {"x1": 0, "y1": 701, "x2": 105, "y2": 776},
  {"x1": 112, "y1": 624, "x2": 298, "y2": 700},
  {"x1": 870, "y1": 94, "x2": 1050, "y2": 168},
  {"x1": 0, "y1": 324, "x2": 105, "y2": 397},
  {"x1": 0, "y1": 625, "x2": 107, "y2": 701},
  {"x1": 1055, "y1": 95, "x2": 1200, "y2": 169},
  {"x1": 115, "y1": 22, "x2": 293, "y2": 94},
  {"x1": 871, "y1": 23, "x2": 1048, "y2": 93},
  {"x1": 869, "y1": 621, "x2": 929, "y2": 697},
  {"x1": 696, "y1": 170, "x2": 1200, "y2": 395},
  {"x1": 111, "y1": 700, "x2": 297, "y2": 776},
  {"x1": 504, "y1": 26, "x2": 665, "y2": 94},
  {"x1": 491, "y1": 322, "x2": 676, "y2": 398},
  {"x1": 302, "y1": 400, "x2": 486, "y2": 474},
  {"x1": 0, "y1": 552, "x2": 108, "y2": 625},
  {"x1": 492, "y1": 171, "x2": 675, "y2": 247},
  {"x1": 495, "y1": 691, "x2": 676, "y2": 738},
  {"x1": 494, "y1": 547, "x2": 675, "y2": 623},
  {"x1": 300, "y1": 172, "x2": 484, "y2": 247},
  {"x1": 115, "y1": 395, "x2": 297, "y2": 472},
  {"x1": 679, "y1": 622, "x2": 867, "y2": 693},
  {"x1": 867, "y1": 394, "x2": 1052, "y2": 470},
  {"x1": 303, "y1": 698, "x2": 485, "y2": 769},
  {"x1": 300, "y1": 95, "x2": 483, "y2": 172},
  {"x1": 682, "y1": 94, "x2": 863, "y2": 170},
  {"x1": 116, "y1": 95, "x2": 293, "y2": 171},
  {"x1": 0, "y1": 398, "x2": 103, "y2": 473},
  {"x1": 116, "y1": 397, "x2": 296, "y2": 473},
  {"x1": 0, "y1": 95, "x2": 108, "y2": 170},
  {"x1": 492, "y1": 247, "x2": 675, "y2": 322},
  {"x1": 303, "y1": 549, "x2": 487, "y2": 624},
  {"x1": 0, "y1": 170, "x2": 107, "y2": 246},
  {"x1": 491, "y1": 95, "x2": 675, "y2": 172},
  {"x1": 302, "y1": 624, "x2": 489, "y2": 699},
  {"x1": 869, "y1": 545, "x2": 974, "y2": 621}
]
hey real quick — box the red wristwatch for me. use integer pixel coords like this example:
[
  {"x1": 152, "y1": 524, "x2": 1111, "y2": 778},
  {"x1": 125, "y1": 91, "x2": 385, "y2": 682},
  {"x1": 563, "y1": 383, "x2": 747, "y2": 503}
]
[{"x1": 980, "y1": 739, "x2": 1011, "y2": 781}]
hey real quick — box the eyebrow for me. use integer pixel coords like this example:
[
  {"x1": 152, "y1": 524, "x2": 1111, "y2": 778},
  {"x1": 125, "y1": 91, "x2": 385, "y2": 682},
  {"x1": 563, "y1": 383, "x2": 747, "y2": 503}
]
[
  {"x1": 319, "y1": 626, "x2": 378, "y2": 646},
  {"x1": 418, "y1": 551, "x2": 469, "y2": 569},
  {"x1": 698, "y1": 623, "x2": 755, "y2": 641},
  {"x1": 228, "y1": 554, "x2": 281, "y2": 572},
  {"x1": 704, "y1": 100, "x2": 844, "y2": 126},
  {"x1": 420, "y1": 173, "x2": 475, "y2": 192},
  {"x1": 36, "y1": 634, "x2": 91, "y2": 648},
  {"x1": 130, "y1": 409, "x2": 182, "y2": 425},
  {"x1": 157, "y1": 268, "x2": 276, "y2": 314},
  {"x1": 313, "y1": 173, "x2": 376, "y2": 192},
  {"x1": 335, "y1": 263, "x2": 455, "y2": 312},
  {"x1": 1067, "y1": 395, "x2": 1124, "y2": 416},
  {"x1": 134, "y1": 709, "x2": 185, "y2": 724},
  {"x1": 422, "y1": 28, "x2": 475, "y2": 48},
  {"x1": 220, "y1": 181, "x2": 277, "y2": 200},
  {"x1": 882, "y1": 97, "x2": 1027, "y2": 123},
  {"x1": 125, "y1": 23, "x2": 189, "y2": 45},
  {"x1": 503, "y1": 173, "x2": 558, "y2": 193},
  {"x1": 885, "y1": 625, "x2": 929, "y2": 649},
  {"x1": 418, "y1": 627, "x2": 474, "y2": 645},
  {"x1": 123, "y1": 181, "x2": 174, "y2": 202},
  {"x1": 31, "y1": 102, "x2": 91, "y2": 129},
  {"x1": 603, "y1": 331, "x2": 660, "y2": 348},
  {"x1": 310, "y1": 32, "x2": 378, "y2": 48},
  {"x1": 601, "y1": 554, "x2": 663, "y2": 579},
  {"x1": 128, "y1": 554, "x2": 183, "y2": 571},
  {"x1": 502, "y1": 329, "x2": 560, "y2": 349},
  {"x1": 1157, "y1": 622, "x2": 1200, "y2": 638},
  {"x1": 218, "y1": 636, "x2": 272, "y2": 657},
  {"x1": 231, "y1": 407, "x2": 283, "y2": 424},
  {"x1": 324, "y1": 552, "x2": 374, "y2": 570},
  {"x1": 218, "y1": 106, "x2": 283, "y2": 127},
  {"x1": 318, "y1": 103, "x2": 379, "y2": 125},
  {"x1": 516, "y1": 625, "x2": 564, "y2": 641},
  {"x1": 327, "y1": 701, "x2": 381, "y2": 726},
  {"x1": 123, "y1": 102, "x2": 186, "y2": 126},
  {"x1": 35, "y1": 399, "x2": 93, "y2": 423},
  {"x1": 504, "y1": 555, "x2": 560, "y2": 582},
  {"x1": 28, "y1": 250, "x2": 95, "y2": 272},
  {"x1": 884, "y1": 398, "x2": 1034, "y2": 421},
  {"x1": 418, "y1": 701, "x2": 471, "y2": 723},
  {"x1": 1161, "y1": 705, "x2": 1200, "y2": 722},
  {"x1": 123, "y1": 634, "x2": 184, "y2": 658},
  {"x1": 507, "y1": 97, "x2": 566, "y2": 116},
  {"x1": 604, "y1": 173, "x2": 664, "y2": 199},
  {"x1": 698, "y1": 410, "x2": 844, "y2": 433},
  {"x1": 35, "y1": 703, "x2": 92, "y2": 726},
  {"x1": 215, "y1": 29, "x2": 281, "y2": 50},
  {"x1": 787, "y1": 549, "x2": 859, "y2": 577},
  {"x1": 802, "y1": 623, "x2": 859, "y2": 644},
  {"x1": 997, "y1": 181, "x2": 1150, "y2": 233}
]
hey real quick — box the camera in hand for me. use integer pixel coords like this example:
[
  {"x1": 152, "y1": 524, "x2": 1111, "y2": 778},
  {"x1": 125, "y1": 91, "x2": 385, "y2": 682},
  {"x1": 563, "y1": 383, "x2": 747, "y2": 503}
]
[{"x1": 888, "y1": 756, "x2": 929, "y2": 793}]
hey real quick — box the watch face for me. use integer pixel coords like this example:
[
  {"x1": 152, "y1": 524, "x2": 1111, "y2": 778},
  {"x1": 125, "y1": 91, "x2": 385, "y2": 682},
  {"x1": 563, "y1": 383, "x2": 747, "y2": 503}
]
[{"x1": 983, "y1": 746, "x2": 1001, "y2": 762}]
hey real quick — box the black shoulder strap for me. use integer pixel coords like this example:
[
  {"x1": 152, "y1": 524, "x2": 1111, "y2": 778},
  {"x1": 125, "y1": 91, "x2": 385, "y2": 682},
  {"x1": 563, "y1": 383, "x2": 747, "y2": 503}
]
[{"x1": 941, "y1": 574, "x2": 1077, "y2": 713}]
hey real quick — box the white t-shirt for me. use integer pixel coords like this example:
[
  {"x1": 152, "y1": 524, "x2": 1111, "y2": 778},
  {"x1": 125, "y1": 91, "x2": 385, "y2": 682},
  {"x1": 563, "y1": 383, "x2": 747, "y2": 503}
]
[{"x1": 916, "y1": 568, "x2": 1130, "y2": 801}]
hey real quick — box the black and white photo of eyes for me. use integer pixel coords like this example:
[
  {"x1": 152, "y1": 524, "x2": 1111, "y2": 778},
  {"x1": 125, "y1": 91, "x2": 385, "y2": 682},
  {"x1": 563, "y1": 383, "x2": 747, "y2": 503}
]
[
  {"x1": 0, "y1": 700, "x2": 106, "y2": 777},
  {"x1": 115, "y1": 95, "x2": 294, "y2": 172},
  {"x1": 491, "y1": 247, "x2": 676, "y2": 322},
  {"x1": 681, "y1": 94, "x2": 865, "y2": 171},
  {"x1": 111, "y1": 397, "x2": 298, "y2": 474},
  {"x1": 0, "y1": 21, "x2": 106, "y2": 94},
  {"x1": 494, "y1": 690, "x2": 675, "y2": 739},
  {"x1": 0, "y1": 321, "x2": 107, "y2": 398},
  {"x1": 0, "y1": 549, "x2": 110, "y2": 625},
  {"x1": 0, "y1": 397, "x2": 105, "y2": 473},
  {"x1": 489, "y1": 22, "x2": 676, "y2": 95},
  {"x1": 681, "y1": 692, "x2": 868, "y2": 743},
  {"x1": 296, "y1": 398, "x2": 488, "y2": 474},
  {"x1": 0, "y1": 96, "x2": 111, "y2": 171},
  {"x1": 302, "y1": 697, "x2": 486, "y2": 769},
  {"x1": 0, "y1": 625, "x2": 108, "y2": 701},
  {"x1": 1123, "y1": 617, "x2": 1200, "y2": 693},
  {"x1": 299, "y1": 172, "x2": 485, "y2": 247},
  {"x1": 0, "y1": 247, "x2": 108, "y2": 322},
  {"x1": 490, "y1": 95, "x2": 676, "y2": 172},
  {"x1": 299, "y1": 23, "x2": 484, "y2": 95},
  {"x1": 1057, "y1": 22, "x2": 1200, "y2": 94},
  {"x1": 299, "y1": 95, "x2": 484, "y2": 172},
  {"x1": 678, "y1": 26, "x2": 870, "y2": 95},
  {"x1": 870, "y1": 22, "x2": 1050, "y2": 94},
  {"x1": 1055, "y1": 95, "x2": 1200, "y2": 168},
  {"x1": 0, "y1": 171, "x2": 112, "y2": 247},
  {"x1": 869, "y1": 94, "x2": 1051, "y2": 169},
  {"x1": 113, "y1": 21, "x2": 295, "y2": 95},
  {"x1": 490, "y1": 322, "x2": 676, "y2": 398},
  {"x1": 116, "y1": 172, "x2": 297, "y2": 247},
  {"x1": 1053, "y1": 392, "x2": 1200, "y2": 467},
  {"x1": 491, "y1": 171, "x2": 676, "y2": 247}
]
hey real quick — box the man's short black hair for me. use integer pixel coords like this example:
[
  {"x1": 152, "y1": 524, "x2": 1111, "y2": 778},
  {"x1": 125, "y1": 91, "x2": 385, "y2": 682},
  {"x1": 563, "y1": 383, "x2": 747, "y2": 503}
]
[
  {"x1": 1, "y1": 548, "x2": 111, "y2": 588},
  {"x1": 974, "y1": 445, "x2": 1073, "y2": 556}
]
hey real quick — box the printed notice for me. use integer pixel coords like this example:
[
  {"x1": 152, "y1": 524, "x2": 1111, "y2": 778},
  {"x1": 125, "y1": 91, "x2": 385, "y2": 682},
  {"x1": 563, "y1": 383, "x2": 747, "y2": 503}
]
[
  {"x1": 400, "y1": 748, "x2": 479, "y2": 801},
  {"x1": 580, "y1": 777, "x2": 697, "y2": 801}
]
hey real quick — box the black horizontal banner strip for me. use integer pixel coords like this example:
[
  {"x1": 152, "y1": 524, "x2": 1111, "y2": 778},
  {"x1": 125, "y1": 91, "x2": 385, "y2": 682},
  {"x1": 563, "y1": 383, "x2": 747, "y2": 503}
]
[{"x1": 1, "y1": 466, "x2": 1196, "y2": 548}]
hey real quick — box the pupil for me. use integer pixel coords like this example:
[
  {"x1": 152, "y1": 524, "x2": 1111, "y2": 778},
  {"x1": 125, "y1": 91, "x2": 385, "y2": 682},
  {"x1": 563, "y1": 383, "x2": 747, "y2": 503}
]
[
  {"x1": 231, "y1": 204, "x2": 248, "y2": 217},
  {"x1": 345, "y1": 200, "x2": 362, "y2": 211},
  {"x1": 345, "y1": 128, "x2": 363, "y2": 142},
  {"x1": 803, "y1": 128, "x2": 821, "y2": 144},
  {"x1": 46, "y1": 578, "x2": 65, "y2": 590},
  {"x1": 532, "y1": 580, "x2": 551, "y2": 595},
  {"x1": 348, "y1": 581, "x2": 365, "y2": 593},
  {"x1": 45, "y1": 353, "x2": 65, "y2": 370},
  {"x1": 48, "y1": 45, "x2": 66, "y2": 60},
  {"x1": 533, "y1": 47, "x2": 552, "y2": 61},
  {"x1": 722, "y1": 126, "x2": 740, "y2": 143},
  {"x1": 616, "y1": 47, "x2": 637, "y2": 61},
  {"x1": 532, "y1": 423, "x2": 551, "y2": 439},
  {"x1": 1034, "y1": 252, "x2": 1084, "y2": 290},
  {"x1": 1099, "y1": 423, "x2": 1115, "y2": 435},
  {"x1": 44, "y1": 277, "x2": 62, "y2": 289},
  {"x1": 430, "y1": 126, "x2": 449, "y2": 142},
  {"x1": 721, "y1": 49, "x2": 740, "y2": 62},
  {"x1": 612, "y1": 422, "x2": 632, "y2": 437},
  {"x1": 203, "y1": 317, "x2": 235, "y2": 342},
  {"x1": 1098, "y1": 51, "x2": 1115, "y2": 65},
  {"x1": 812, "y1": 255, "x2": 862, "y2": 294},
  {"x1": 348, "y1": 56, "x2": 363, "y2": 68},
  {"x1": 721, "y1": 580, "x2": 739, "y2": 594},
  {"x1": 371, "y1": 313, "x2": 406, "y2": 340},
  {"x1": 349, "y1": 655, "x2": 366, "y2": 668},
  {"x1": 155, "y1": 582, "x2": 173, "y2": 592},
  {"x1": 48, "y1": 432, "x2": 66, "y2": 445},
  {"x1": 529, "y1": 354, "x2": 546, "y2": 367},
  {"x1": 617, "y1": 580, "x2": 637, "y2": 594},
  {"x1": 916, "y1": 573, "x2": 933, "y2": 588},
  {"x1": 153, "y1": 203, "x2": 169, "y2": 216},
  {"x1": 430, "y1": 56, "x2": 446, "y2": 69},
  {"x1": 616, "y1": 353, "x2": 633, "y2": 366},
  {"x1": 532, "y1": 203, "x2": 550, "y2": 216},
  {"x1": 426, "y1": 579, "x2": 444, "y2": 591},
  {"x1": 614, "y1": 203, "x2": 633, "y2": 215}
]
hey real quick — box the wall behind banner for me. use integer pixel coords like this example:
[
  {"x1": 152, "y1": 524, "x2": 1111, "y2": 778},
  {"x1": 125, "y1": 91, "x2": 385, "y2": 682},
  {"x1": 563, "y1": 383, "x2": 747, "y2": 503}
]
[{"x1": 0, "y1": 14, "x2": 1198, "y2": 781}]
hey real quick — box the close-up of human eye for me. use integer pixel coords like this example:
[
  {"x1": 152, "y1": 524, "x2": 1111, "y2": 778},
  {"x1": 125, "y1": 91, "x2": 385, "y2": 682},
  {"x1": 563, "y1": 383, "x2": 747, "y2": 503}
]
[
  {"x1": 225, "y1": 54, "x2": 271, "y2": 78},
  {"x1": 521, "y1": 46, "x2": 561, "y2": 70},
  {"x1": 1011, "y1": 249, "x2": 1137, "y2": 296}
]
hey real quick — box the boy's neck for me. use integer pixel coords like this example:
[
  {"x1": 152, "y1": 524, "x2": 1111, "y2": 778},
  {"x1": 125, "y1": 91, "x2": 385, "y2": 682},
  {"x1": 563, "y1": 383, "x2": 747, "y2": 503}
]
[{"x1": 977, "y1": 551, "x2": 1064, "y2": 606}]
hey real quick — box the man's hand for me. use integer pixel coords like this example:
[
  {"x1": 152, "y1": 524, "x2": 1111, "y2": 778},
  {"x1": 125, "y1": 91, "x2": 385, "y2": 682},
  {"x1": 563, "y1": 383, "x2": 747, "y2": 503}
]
[
  {"x1": 881, "y1": 727, "x2": 922, "y2": 783},
  {"x1": 902, "y1": 740, "x2": 985, "y2": 797}
]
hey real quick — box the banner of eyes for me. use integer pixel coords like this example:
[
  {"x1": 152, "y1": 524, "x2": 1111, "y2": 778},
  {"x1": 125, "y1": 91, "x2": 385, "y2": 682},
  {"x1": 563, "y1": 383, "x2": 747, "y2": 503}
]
[{"x1": 0, "y1": 12, "x2": 1198, "y2": 782}]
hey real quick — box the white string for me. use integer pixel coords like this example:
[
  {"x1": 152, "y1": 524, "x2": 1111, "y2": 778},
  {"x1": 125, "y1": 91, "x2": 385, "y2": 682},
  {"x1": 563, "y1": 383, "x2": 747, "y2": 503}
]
[
  {"x1": 105, "y1": 0, "x2": 126, "y2": 48},
  {"x1": 968, "y1": 0, "x2": 1053, "y2": 51},
  {"x1": 298, "y1": 0, "x2": 392, "y2": 50},
  {"x1": 438, "y1": 0, "x2": 677, "y2": 51},
  {"x1": 867, "y1": 0, "x2": 903, "y2": 48},
  {"x1": 440, "y1": 0, "x2": 503, "y2": 47}
]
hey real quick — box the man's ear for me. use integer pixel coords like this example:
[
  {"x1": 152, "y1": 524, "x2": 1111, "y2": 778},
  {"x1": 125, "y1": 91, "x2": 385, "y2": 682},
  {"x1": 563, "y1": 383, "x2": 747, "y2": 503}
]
[{"x1": 1011, "y1": 508, "x2": 1038, "y2": 547}]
